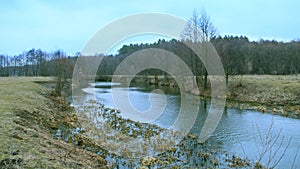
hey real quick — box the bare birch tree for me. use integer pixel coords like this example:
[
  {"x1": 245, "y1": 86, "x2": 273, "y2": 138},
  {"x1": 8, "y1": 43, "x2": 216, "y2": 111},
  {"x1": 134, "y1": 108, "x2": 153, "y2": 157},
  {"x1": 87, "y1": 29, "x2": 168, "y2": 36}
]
[{"x1": 181, "y1": 9, "x2": 217, "y2": 89}]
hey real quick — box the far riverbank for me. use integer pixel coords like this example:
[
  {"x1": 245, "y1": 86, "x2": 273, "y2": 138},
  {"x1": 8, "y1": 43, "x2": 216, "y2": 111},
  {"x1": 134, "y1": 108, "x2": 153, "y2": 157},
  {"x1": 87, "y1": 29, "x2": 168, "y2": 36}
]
[{"x1": 92, "y1": 74, "x2": 300, "y2": 118}]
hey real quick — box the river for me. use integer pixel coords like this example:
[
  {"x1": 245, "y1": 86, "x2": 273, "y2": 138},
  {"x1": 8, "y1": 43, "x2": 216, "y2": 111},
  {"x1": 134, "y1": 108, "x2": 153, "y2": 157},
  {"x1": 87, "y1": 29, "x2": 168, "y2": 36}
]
[{"x1": 77, "y1": 82, "x2": 300, "y2": 168}]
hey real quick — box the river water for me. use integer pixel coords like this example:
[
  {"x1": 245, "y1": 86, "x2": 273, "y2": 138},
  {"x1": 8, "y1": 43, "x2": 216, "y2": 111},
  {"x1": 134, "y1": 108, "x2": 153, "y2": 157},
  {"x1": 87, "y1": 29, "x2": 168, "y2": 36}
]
[{"x1": 78, "y1": 82, "x2": 300, "y2": 168}]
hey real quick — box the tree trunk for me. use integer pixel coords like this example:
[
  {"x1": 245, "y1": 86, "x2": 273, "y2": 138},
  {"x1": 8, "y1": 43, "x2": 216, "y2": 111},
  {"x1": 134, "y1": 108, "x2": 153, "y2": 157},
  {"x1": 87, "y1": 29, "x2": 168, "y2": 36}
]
[
  {"x1": 204, "y1": 71, "x2": 208, "y2": 89},
  {"x1": 225, "y1": 74, "x2": 229, "y2": 86}
]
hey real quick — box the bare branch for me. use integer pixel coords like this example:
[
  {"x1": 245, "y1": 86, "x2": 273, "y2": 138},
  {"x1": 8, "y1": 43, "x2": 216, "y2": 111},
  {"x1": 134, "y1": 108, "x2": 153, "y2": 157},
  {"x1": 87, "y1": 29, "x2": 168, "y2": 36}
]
[{"x1": 181, "y1": 9, "x2": 217, "y2": 43}]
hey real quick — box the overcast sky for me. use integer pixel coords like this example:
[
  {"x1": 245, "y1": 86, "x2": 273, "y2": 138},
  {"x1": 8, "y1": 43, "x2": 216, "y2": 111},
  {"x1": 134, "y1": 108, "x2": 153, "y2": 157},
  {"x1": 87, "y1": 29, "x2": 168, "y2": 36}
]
[{"x1": 1, "y1": 0, "x2": 299, "y2": 55}]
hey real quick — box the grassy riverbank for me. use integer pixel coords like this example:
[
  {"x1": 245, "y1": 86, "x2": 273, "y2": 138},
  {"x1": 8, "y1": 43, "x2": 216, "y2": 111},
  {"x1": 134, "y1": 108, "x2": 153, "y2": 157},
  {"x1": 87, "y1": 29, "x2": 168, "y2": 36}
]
[
  {"x1": 0, "y1": 77, "x2": 107, "y2": 168},
  {"x1": 0, "y1": 75, "x2": 298, "y2": 168},
  {"x1": 201, "y1": 75, "x2": 300, "y2": 118},
  {"x1": 227, "y1": 75, "x2": 300, "y2": 118},
  {"x1": 0, "y1": 77, "x2": 253, "y2": 168}
]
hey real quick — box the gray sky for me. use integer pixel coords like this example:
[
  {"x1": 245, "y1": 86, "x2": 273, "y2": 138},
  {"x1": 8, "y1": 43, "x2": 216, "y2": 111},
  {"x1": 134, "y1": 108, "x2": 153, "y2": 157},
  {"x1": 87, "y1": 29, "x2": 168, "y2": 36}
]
[{"x1": 1, "y1": 0, "x2": 299, "y2": 55}]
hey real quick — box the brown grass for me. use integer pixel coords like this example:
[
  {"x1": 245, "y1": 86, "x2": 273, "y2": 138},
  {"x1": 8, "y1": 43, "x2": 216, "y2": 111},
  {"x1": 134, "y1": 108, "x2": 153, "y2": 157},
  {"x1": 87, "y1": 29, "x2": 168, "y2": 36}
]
[
  {"x1": 0, "y1": 77, "x2": 107, "y2": 168},
  {"x1": 225, "y1": 75, "x2": 300, "y2": 117}
]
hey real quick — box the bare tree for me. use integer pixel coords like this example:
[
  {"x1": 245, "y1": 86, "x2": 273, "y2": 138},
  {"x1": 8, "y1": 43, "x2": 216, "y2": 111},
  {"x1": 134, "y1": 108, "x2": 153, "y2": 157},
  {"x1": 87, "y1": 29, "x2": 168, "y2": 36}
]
[
  {"x1": 53, "y1": 50, "x2": 67, "y2": 96},
  {"x1": 198, "y1": 10, "x2": 217, "y2": 41},
  {"x1": 181, "y1": 10, "x2": 201, "y2": 43},
  {"x1": 0, "y1": 55, "x2": 4, "y2": 76},
  {"x1": 199, "y1": 10, "x2": 217, "y2": 89},
  {"x1": 181, "y1": 9, "x2": 217, "y2": 89}
]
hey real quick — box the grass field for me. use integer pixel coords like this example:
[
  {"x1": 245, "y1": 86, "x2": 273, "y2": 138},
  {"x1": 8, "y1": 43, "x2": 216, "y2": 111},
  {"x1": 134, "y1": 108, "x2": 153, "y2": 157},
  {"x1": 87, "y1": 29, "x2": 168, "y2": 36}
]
[
  {"x1": 225, "y1": 75, "x2": 300, "y2": 117},
  {"x1": 0, "y1": 77, "x2": 106, "y2": 168}
]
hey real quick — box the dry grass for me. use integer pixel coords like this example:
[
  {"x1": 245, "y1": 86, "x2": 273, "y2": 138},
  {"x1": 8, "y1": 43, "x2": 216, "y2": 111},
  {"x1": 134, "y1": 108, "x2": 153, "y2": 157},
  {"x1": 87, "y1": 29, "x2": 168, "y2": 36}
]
[
  {"x1": 0, "y1": 77, "x2": 107, "y2": 168},
  {"x1": 1, "y1": 75, "x2": 298, "y2": 168},
  {"x1": 225, "y1": 75, "x2": 300, "y2": 117}
]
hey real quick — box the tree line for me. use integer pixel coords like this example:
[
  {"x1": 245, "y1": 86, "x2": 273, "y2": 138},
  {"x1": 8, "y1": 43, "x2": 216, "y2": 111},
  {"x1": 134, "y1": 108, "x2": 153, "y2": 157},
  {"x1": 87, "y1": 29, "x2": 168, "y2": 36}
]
[
  {"x1": 97, "y1": 9, "x2": 300, "y2": 87},
  {"x1": 1, "y1": 10, "x2": 299, "y2": 89},
  {"x1": 97, "y1": 37, "x2": 300, "y2": 84},
  {"x1": 0, "y1": 49, "x2": 76, "y2": 95},
  {"x1": 1, "y1": 37, "x2": 300, "y2": 82},
  {"x1": 0, "y1": 49, "x2": 75, "y2": 77}
]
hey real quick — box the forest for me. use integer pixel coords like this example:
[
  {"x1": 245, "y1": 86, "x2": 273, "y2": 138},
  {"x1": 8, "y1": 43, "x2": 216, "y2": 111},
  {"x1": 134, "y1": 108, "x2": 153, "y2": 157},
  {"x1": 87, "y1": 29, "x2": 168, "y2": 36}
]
[
  {"x1": 1, "y1": 36, "x2": 300, "y2": 82},
  {"x1": 1, "y1": 10, "x2": 299, "y2": 89}
]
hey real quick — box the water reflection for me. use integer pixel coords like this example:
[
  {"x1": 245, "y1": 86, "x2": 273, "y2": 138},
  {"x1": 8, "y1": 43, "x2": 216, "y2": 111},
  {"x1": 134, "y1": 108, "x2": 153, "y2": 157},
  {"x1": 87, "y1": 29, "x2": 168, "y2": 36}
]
[{"x1": 79, "y1": 82, "x2": 300, "y2": 168}]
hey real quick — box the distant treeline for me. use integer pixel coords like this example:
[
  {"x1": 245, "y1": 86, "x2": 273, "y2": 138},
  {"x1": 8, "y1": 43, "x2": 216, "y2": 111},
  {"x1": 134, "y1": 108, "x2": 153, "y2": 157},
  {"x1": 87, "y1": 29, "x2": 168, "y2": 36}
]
[
  {"x1": 1, "y1": 36, "x2": 300, "y2": 84},
  {"x1": 98, "y1": 36, "x2": 300, "y2": 84},
  {"x1": 0, "y1": 49, "x2": 75, "y2": 77}
]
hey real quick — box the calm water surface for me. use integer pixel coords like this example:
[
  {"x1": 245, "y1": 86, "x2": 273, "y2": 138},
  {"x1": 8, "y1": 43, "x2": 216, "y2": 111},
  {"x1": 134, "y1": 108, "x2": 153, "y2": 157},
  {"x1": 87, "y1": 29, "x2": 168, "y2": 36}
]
[{"x1": 79, "y1": 82, "x2": 300, "y2": 168}]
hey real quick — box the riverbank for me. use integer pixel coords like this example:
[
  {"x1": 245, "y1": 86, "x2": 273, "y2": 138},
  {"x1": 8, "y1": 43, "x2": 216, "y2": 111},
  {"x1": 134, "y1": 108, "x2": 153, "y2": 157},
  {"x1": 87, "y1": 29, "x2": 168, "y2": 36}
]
[
  {"x1": 0, "y1": 76, "x2": 298, "y2": 168},
  {"x1": 0, "y1": 77, "x2": 263, "y2": 168},
  {"x1": 100, "y1": 74, "x2": 300, "y2": 118},
  {"x1": 126, "y1": 74, "x2": 300, "y2": 118},
  {"x1": 220, "y1": 75, "x2": 300, "y2": 118},
  {"x1": 0, "y1": 77, "x2": 107, "y2": 168}
]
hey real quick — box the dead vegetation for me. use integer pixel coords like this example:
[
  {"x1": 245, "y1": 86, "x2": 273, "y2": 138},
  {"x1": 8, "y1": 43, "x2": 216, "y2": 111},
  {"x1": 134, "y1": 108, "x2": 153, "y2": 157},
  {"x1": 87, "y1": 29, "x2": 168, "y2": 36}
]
[
  {"x1": 1, "y1": 75, "x2": 299, "y2": 168},
  {"x1": 223, "y1": 75, "x2": 300, "y2": 118},
  {"x1": 0, "y1": 77, "x2": 107, "y2": 168}
]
